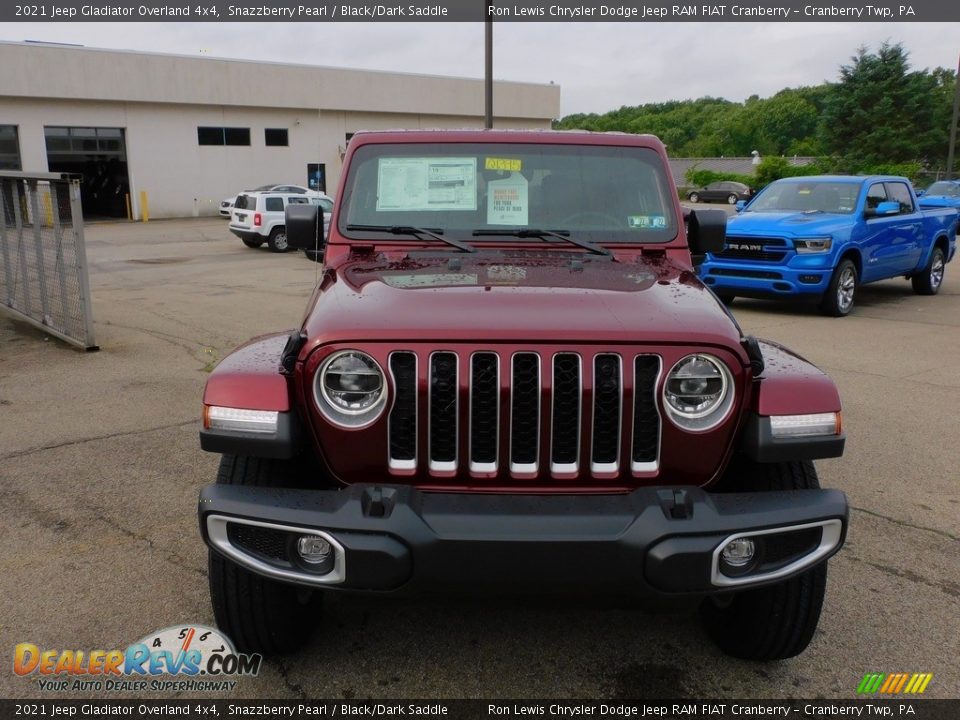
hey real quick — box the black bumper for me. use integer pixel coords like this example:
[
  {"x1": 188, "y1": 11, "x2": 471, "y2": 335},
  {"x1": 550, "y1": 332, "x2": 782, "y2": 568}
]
[
  {"x1": 199, "y1": 483, "x2": 848, "y2": 597},
  {"x1": 229, "y1": 228, "x2": 261, "y2": 242}
]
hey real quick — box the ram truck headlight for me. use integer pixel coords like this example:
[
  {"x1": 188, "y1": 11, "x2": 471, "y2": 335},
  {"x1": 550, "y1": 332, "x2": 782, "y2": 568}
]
[
  {"x1": 663, "y1": 354, "x2": 734, "y2": 431},
  {"x1": 794, "y1": 237, "x2": 833, "y2": 254},
  {"x1": 315, "y1": 350, "x2": 386, "y2": 427},
  {"x1": 770, "y1": 412, "x2": 841, "y2": 437}
]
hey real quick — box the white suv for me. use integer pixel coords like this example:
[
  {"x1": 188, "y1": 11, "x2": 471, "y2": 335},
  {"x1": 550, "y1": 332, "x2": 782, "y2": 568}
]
[{"x1": 229, "y1": 192, "x2": 333, "y2": 252}]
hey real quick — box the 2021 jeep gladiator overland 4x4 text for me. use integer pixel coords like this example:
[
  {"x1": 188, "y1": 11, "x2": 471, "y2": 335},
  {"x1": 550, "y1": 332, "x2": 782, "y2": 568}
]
[{"x1": 198, "y1": 130, "x2": 848, "y2": 661}]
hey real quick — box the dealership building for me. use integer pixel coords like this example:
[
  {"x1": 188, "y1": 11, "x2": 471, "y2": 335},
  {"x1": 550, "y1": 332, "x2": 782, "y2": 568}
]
[{"x1": 0, "y1": 41, "x2": 560, "y2": 219}]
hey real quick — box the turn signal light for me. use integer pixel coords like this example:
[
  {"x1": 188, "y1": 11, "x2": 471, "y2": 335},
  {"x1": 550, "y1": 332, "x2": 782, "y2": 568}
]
[{"x1": 769, "y1": 412, "x2": 841, "y2": 438}]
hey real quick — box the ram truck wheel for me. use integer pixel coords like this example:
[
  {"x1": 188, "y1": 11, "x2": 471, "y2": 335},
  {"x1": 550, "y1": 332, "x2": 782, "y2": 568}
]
[
  {"x1": 208, "y1": 454, "x2": 323, "y2": 655},
  {"x1": 700, "y1": 456, "x2": 828, "y2": 660},
  {"x1": 819, "y1": 259, "x2": 858, "y2": 317},
  {"x1": 912, "y1": 246, "x2": 945, "y2": 295}
]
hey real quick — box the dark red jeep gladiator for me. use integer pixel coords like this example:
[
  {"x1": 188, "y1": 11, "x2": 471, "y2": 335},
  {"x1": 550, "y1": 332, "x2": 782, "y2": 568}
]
[{"x1": 198, "y1": 130, "x2": 848, "y2": 661}]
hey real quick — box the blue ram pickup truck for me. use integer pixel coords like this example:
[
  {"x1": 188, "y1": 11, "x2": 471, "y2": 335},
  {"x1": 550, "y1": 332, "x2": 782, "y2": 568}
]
[{"x1": 699, "y1": 175, "x2": 958, "y2": 316}]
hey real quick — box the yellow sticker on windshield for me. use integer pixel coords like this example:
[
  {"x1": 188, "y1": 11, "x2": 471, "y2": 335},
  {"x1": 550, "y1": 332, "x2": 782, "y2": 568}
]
[{"x1": 485, "y1": 157, "x2": 522, "y2": 172}]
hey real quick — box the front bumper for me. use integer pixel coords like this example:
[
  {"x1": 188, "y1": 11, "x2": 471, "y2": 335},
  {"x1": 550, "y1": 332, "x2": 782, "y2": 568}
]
[
  {"x1": 199, "y1": 483, "x2": 847, "y2": 597},
  {"x1": 701, "y1": 255, "x2": 835, "y2": 297}
]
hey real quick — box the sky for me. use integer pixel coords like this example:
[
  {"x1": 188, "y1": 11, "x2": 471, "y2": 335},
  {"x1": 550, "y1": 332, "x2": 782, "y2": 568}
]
[{"x1": 2, "y1": 22, "x2": 957, "y2": 116}]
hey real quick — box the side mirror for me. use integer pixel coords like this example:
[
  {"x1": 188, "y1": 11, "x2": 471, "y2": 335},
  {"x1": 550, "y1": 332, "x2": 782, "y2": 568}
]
[
  {"x1": 687, "y1": 209, "x2": 727, "y2": 263},
  {"x1": 735, "y1": 200, "x2": 747, "y2": 212},
  {"x1": 915, "y1": 189, "x2": 926, "y2": 197},
  {"x1": 865, "y1": 200, "x2": 899, "y2": 218},
  {"x1": 285, "y1": 203, "x2": 324, "y2": 250}
]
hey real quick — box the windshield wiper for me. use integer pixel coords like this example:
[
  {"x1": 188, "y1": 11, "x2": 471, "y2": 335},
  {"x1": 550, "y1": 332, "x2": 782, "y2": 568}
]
[
  {"x1": 346, "y1": 224, "x2": 476, "y2": 253},
  {"x1": 471, "y1": 228, "x2": 613, "y2": 257}
]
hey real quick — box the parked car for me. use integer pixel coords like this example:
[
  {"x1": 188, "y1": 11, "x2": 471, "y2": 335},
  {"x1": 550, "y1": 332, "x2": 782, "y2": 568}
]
[
  {"x1": 229, "y1": 191, "x2": 333, "y2": 252},
  {"x1": 220, "y1": 184, "x2": 320, "y2": 217},
  {"x1": 199, "y1": 129, "x2": 850, "y2": 662},
  {"x1": 917, "y1": 179, "x2": 960, "y2": 202},
  {"x1": 688, "y1": 181, "x2": 753, "y2": 205},
  {"x1": 700, "y1": 175, "x2": 957, "y2": 316}
]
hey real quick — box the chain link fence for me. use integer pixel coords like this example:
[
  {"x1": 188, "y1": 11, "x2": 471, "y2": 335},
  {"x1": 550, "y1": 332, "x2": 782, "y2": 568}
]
[{"x1": 0, "y1": 171, "x2": 97, "y2": 350}]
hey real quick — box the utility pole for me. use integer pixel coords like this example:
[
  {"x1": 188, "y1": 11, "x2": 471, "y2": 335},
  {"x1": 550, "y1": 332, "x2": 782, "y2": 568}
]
[
  {"x1": 947, "y1": 51, "x2": 960, "y2": 179},
  {"x1": 484, "y1": 17, "x2": 493, "y2": 129}
]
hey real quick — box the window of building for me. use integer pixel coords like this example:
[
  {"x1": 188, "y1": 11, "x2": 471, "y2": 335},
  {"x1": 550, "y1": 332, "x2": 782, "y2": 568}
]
[
  {"x1": 198, "y1": 127, "x2": 224, "y2": 145},
  {"x1": 198, "y1": 127, "x2": 251, "y2": 146},
  {"x1": 224, "y1": 128, "x2": 250, "y2": 146},
  {"x1": 265, "y1": 128, "x2": 288, "y2": 147},
  {"x1": 0, "y1": 125, "x2": 21, "y2": 170}
]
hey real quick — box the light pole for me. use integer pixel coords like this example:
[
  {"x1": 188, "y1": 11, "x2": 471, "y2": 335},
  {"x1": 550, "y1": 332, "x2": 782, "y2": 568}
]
[
  {"x1": 947, "y1": 52, "x2": 960, "y2": 179},
  {"x1": 485, "y1": 16, "x2": 493, "y2": 129}
]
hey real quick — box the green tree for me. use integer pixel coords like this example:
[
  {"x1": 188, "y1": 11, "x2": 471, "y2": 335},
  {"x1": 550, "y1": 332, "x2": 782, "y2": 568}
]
[{"x1": 821, "y1": 42, "x2": 949, "y2": 166}]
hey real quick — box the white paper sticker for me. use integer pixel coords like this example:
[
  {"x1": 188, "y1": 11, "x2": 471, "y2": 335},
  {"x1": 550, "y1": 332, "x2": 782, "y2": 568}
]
[
  {"x1": 381, "y1": 273, "x2": 478, "y2": 288},
  {"x1": 376, "y1": 157, "x2": 477, "y2": 211},
  {"x1": 487, "y1": 172, "x2": 529, "y2": 226}
]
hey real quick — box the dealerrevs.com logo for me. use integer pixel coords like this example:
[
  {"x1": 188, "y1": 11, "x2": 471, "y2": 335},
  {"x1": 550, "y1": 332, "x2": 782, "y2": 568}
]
[{"x1": 13, "y1": 625, "x2": 261, "y2": 693}]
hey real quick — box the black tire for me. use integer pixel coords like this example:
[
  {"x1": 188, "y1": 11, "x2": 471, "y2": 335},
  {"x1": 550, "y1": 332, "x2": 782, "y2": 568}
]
[
  {"x1": 208, "y1": 454, "x2": 323, "y2": 655},
  {"x1": 700, "y1": 456, "x2": 828, "y2": 660},
  {"x1": 267, "y1": 227, "x2": 289, "y2": 253},
  {"x1": 911, "y1": 246, "x2": 945, "y2": 295},
  {"x1": 727, "y1": 194, "x2": 738, "y2": 205},
  {"x1": 241, "y1": 239, "x2": 263, "y2": 249},
  {"x1": 819, "y1": 258, "x2": 857, "y2": 317},
  {"x1": 715, "y1": 292, "x2": 736, "y2": 306},
  {"x1": 303, "y1": 249, "x2": 324, "y2": 263},
  {"x1": 688, "y1": 192, "x2": 700, "y2": 203}
]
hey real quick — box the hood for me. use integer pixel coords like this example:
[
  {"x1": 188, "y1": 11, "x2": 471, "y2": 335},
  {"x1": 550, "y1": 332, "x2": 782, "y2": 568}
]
[
  {"x1": 728, "y1": 210, "x2": 852, "y2": 237},
  {"x1": 303, "y1": 252, "x2": 744, "y2": 351},
  {"x1": 918, "y1": 195, "x2": 960, "y2": 208}
]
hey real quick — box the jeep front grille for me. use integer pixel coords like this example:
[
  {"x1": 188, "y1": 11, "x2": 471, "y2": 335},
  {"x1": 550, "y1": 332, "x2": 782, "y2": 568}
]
[{"x1": 387, "y1": 350, "x2": 661, "y2": 479}]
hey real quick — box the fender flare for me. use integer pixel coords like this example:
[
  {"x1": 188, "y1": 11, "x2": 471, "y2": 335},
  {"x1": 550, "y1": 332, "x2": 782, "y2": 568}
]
[{"x1": 200, "y1": 332, "x2": 300, "y2": 459}]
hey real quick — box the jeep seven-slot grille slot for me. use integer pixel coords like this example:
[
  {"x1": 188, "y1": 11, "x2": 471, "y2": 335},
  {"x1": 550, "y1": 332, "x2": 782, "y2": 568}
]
[
  {"x1": 550, "y1": 354, "x2": 581, "y2": 471},
  {"x1": 388, "y1": 353, "x2": 417, "y2": 469},
  {"x1": 386, "y1": 350, "x2": 662, "y2": 479},
  {"x1": 470, "y1": 353, "x2": 499, "y2": 471},
  {"x1": 632, "y1": 356, "x2": 661, "y2": 471},
  {"x1": 428, "y1": 352, "x2": 458, "y2": 471}
]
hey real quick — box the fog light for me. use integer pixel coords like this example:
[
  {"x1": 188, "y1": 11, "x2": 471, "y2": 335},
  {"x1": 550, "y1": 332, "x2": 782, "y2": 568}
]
[
  {"x1": 297, "y1": 535, "x2": 333, "y2": 569},
  {"x1": 721, "y1": 537, "x2": 755, "y2": 568}
]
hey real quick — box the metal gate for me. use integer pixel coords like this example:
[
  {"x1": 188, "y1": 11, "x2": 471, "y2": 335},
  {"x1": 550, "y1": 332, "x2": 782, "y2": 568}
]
[{"x1": 0, "y1": 171, "x2": 97, "y2": 350}]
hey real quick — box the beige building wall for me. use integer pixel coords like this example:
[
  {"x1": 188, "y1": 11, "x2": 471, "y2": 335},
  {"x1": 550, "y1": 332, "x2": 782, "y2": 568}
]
[{"x1": 0, "y1": 42, "x2": 560, "y2": 219}]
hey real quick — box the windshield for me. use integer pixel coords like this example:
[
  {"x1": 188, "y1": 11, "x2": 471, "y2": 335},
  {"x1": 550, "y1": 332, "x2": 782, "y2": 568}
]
[
  {"x1": 926, "y1": 182, "x2": 960, "y2": 198},
  {"x1": 747, "y1": 181, "x2": 859, "y2": 214},
  {"x1": 338, "y1": 142, "x2": 678, "y2": 244}
]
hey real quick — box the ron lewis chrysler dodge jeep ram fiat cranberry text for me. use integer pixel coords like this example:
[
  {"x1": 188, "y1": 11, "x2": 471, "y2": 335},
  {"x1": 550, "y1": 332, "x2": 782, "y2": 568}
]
[{"x1": 198, "y1": 130, "x2": 848, "y2": 661}]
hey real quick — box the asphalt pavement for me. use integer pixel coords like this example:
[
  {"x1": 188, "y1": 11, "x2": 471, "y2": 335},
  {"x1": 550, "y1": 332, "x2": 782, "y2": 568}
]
[{"x1": 1, "y1": 214, "x2": 957, "y2": 700}]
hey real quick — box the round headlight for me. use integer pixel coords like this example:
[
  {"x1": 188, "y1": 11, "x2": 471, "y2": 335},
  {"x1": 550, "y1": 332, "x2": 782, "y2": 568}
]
[
  {"x1": 663, "y1": 354, "x2": 734, "y2": 431},
  {"x1": 315, "y1": 350, "x2": 386, "y2": 427}
]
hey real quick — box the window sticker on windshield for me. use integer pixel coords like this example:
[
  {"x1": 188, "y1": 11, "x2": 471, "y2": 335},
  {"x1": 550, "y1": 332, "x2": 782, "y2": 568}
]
[
  {"x1": 487, "y1": 172, "x2": 529, "y2": 226},
  {"x1": 628, "y1": 215, "x2": 666, "y2": 229},
  {"x1": 485, "y1": 157, "x2": 522, "y2": 172},
  {"x1": 376, "y1": 157, "x2": 477, "y2": 211}
]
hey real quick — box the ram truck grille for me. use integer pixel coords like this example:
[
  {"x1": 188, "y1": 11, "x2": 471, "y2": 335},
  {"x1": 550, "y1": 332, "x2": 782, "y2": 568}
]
[
  {"x1": 714, "y1": 236, "x2": 788, "y2": 262},
  {"x1": 387, "y1": 350, "x2": 662, "y2": 480}
]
